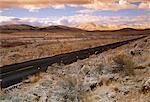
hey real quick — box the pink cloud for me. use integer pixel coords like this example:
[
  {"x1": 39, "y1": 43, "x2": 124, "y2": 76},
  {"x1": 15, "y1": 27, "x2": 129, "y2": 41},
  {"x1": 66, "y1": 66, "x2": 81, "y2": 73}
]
[
  {"x1": 0, "y1": 0, "x2": 90, "y2": 11},
  {"x1": 0, "y1": 0, "x2": 149, "y2": 11},
  {"x1": 139, "y1": 2, "x2": 150, "y2": 9}
]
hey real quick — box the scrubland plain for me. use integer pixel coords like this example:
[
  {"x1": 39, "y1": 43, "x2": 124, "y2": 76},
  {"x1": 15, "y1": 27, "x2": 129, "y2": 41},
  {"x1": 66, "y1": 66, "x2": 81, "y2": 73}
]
[
  {"x1": 1, "y1": 25, "x2": 149, "y2": 66},
  {"x1": 0, "y1": 24, "x2": 150, "y2": 102},
  {"x1": 1, "y1": 33, "x2": 149, "y2": 102}
]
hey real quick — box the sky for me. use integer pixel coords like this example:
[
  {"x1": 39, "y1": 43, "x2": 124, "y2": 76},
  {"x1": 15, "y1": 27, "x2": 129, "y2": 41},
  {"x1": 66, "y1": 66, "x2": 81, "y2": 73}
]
[{"x1": 0, "y1": 0, "x2": 150, "y2": 29}]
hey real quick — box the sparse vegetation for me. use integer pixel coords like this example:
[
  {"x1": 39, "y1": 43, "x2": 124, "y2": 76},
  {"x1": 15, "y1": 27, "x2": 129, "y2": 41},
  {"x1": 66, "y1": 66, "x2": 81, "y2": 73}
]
[
  {"x1": 0, "y1": 26, "x2": 149, "y2": 102},
  {"x1": 113, "y1": 54, "x2": 136, "y2": 76},
  {"x1": 23, "y1": 73, "x2": 42, "y2": 83},
  {"x1": 0, "y1": 36, "x2": 121, "y2": 66},
  {"x1": 141, "y1": 78, "x2": 150, "y2": 94},
  {"x1": 49, "y1": 76, "x2": 86, "y2": 102}
]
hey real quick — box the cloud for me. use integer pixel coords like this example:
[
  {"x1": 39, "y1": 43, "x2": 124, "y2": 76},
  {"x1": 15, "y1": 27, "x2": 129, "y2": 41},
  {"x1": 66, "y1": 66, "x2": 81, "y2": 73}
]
[
  {"x1": 60, "y1": 14, "x2": 150, "y2": 29},
  {"x1": 1, "y1": 14, "x2": 149, "y2": 29},
  {"x1": 0, "y1": 0, "x2": 149, "y2": 12},
  {"x1": 139, "y1": 2, "x2": 150, "y2": 9},
  {"x1": 77, "y1": 9, "x2": 96, "y2": 13},
  {"x1": 82, "y1": 0, "x2": 137, "y2": 11},
  {"x1": 0, "y1": 16, "x2": 59, "y2": 26},
  {"x1": 59, "y1": 14, "x2": 101, "y2": 25},
  {"x1": 0, "y1": 0, "x2": 90, "y2": 11},
  {"x1": 128, "y1": 0, "x2": 150, "y2": 2}
]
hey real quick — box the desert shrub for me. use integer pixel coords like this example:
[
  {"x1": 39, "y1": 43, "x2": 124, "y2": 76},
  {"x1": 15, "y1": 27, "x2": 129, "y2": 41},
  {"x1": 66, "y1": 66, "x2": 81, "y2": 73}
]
[
  {"x1": 81, "y1": 63, "x2": 103, "y2": 77},
  {"x1": 113, "y1": 54, "x2": 135, "y2": 76},
  {"x1": 49, "y1": 76, "x2": 86, "y2": 102},
  {"x1": 141, "y1": 78, "x2": 150, "y2": 94},
  {"x1": 23, "y1": 73, "x2": 42, "y2": 83},
  {"x1": 90, "y1": 64, "x2": 103, "y2": 76},
  {"x1": 0, "y1": 90, "x2": 6, "y2": 100}
]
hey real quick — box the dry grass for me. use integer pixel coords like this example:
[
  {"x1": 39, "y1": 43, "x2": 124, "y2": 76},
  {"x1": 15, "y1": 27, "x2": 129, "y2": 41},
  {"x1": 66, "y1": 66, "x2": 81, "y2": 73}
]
[
  {"x1": 0, "y1": 89, "x2": 7, "y2": 100},
  {"x1": 48, "y1": 62, "x2": 105, "y2": 102},
  {"x1": 141, "y1": 78, "x2": 150, "y2": 94},
  {"x1": 113, "y1": 54, "x2": 136, "y2": 76},
  {"x1": 1, "y1": 36, "x2": 149, "y2": 102},
  {"x1": 23, "y1": 73, "x2": 42, "y2": 83},
  {"x1": 1, "y1": 30, "x2": 136, "y2": 66},
  {"x1": 0, "y1": 38, "x2": 120, "y2": 66},
  {"x1": 117, "y1": 90, "x2": 150, "y2": 102},
  {"x1": 50, "y1": 75, "x2": 86, "y2": 102}
]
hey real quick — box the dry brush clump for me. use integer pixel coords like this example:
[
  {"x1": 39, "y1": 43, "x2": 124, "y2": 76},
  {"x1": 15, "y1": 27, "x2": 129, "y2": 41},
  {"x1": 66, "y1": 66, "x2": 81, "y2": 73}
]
[
  {"x1": 23, "y1": 73, "x2": 42, "y2": 83},
  {"x1": 113, "y1": 54, "x2": 136, "y2": 76},
  {"x1": 141, "y1": 78, "x2": 150, "y2": 94},
  {"x1": 49, "y1": 75, "x2": 87, "y2": 102},
  {"x1": 80, "y1": 63, "x2": 103, "y2": 77},
  {"x1": 79, "y1": 63, "x2": 104, "y2": 91},
  {"x1": 48, "y1": 63, "x2": 104, "y2": 102},
  {"x1": 0, "y1": 90, "x2": 6, "y2": 100}
]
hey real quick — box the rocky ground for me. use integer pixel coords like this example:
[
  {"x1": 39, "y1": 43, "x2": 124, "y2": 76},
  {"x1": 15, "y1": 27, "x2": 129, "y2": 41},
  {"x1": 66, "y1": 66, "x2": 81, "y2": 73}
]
[{"x1": 0, "y1": 36, "x2": 150, "y2": 102}]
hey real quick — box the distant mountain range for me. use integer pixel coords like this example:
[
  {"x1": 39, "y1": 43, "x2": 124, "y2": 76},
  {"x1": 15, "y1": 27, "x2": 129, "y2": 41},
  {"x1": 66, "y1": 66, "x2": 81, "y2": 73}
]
[
  {"x1": 39, "y1": 25, "x2": 83, "y2": 32},
  {"x1": 75, "y1": 23, "x2": 150, "y2": 31},
  {"x1": 75, "y1": 23, "x2": 115, "y2": 31},
  {"x1": 0, "y1": 24, "x2": 150, "y2": 34},
  {"x1": 0, "y1": 24, "x2": 83, "y2": 33}
]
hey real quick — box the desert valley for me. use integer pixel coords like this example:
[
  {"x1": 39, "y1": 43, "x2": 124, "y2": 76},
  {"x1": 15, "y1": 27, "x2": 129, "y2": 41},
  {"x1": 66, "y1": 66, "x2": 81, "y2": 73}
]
[
  {"x1": 0, "y1": 0, "x2": 150, "y2": 102},
  {"x1": 0, "y1": 24, "x2": 150, "y2": 102}
]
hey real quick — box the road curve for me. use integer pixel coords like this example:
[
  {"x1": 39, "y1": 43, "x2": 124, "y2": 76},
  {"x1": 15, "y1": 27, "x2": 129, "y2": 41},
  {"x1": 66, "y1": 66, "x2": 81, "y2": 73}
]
[{"x1": 0, "y1": 36, "x2": 147, "y2": 88}]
